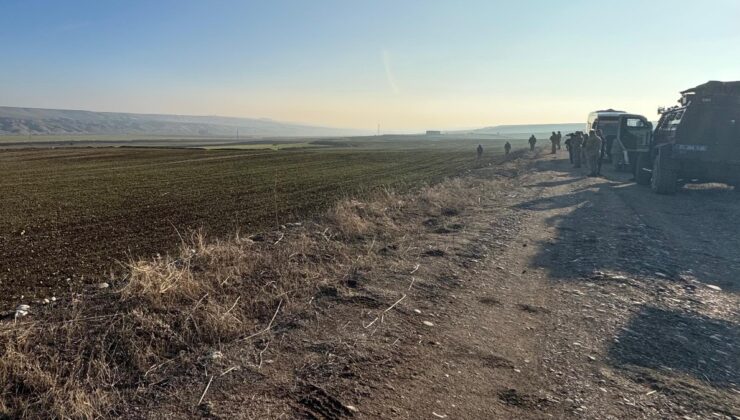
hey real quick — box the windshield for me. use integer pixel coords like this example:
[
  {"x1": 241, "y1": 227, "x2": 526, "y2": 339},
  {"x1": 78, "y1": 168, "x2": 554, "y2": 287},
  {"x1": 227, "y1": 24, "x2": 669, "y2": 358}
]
[
  {"x1": 625, "y1": 117, "x2": 649, "y2": 128},
  {"x1": 596, "y1": 119, "x2": 619, "y2": 136}
]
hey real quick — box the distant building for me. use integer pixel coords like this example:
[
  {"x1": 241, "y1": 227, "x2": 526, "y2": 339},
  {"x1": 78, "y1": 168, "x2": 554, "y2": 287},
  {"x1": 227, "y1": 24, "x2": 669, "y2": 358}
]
[{"x1": 426, "y1": 130, "x2": 442, "y2": 135}]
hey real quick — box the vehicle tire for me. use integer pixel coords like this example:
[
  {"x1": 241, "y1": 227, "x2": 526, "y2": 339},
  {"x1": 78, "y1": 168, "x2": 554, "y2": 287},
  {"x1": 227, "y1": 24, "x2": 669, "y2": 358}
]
[
  {"x1": 634, "y1": 152, "x2": 652, "y2": 185},
  {"x1": 651, "y1": 149, "x2": 678, "y2": 194}
]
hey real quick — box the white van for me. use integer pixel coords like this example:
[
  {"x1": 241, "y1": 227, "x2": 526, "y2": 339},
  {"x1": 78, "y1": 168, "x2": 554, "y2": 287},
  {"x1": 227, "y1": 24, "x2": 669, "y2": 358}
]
[{"x1": 587, "y1": 109, "x2": 652, "y2": 170}]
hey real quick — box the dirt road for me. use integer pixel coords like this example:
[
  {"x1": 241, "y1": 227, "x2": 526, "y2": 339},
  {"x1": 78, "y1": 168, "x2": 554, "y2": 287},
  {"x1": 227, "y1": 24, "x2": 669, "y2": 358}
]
[
  {"x1": 149, "y1": 152, "x2": 734, "y2": 419},
  {"x1": 363, "y1": 154, "x2": 739, "y2": 419}
]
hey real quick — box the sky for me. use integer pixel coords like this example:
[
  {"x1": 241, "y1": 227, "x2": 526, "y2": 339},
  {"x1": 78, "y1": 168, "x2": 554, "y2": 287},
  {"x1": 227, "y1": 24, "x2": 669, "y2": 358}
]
[{"x1": 1, "y1": 0, "x2": 739, "y2": 132}]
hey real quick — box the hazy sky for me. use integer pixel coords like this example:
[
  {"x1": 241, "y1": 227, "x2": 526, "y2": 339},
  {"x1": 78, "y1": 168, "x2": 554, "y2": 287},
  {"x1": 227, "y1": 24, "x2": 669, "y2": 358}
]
[{"x1": 2, "y1": 0, "x2": 739, "y2": 131}]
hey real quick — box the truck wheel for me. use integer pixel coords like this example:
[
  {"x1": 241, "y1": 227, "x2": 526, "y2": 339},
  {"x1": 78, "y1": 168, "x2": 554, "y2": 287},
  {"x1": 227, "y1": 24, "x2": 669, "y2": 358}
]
[
  {"x1": 651, "y1": 149, "x2": 678, "y2": 194},
  {"x1": 634, "y1": 152, "x2": 652, "y2": 185}
]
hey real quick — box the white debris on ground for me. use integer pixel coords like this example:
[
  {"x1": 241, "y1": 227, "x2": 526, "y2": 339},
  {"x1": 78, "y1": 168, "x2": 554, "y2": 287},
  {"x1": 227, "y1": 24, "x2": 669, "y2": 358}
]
[{"x1": 14, "y1": 304, "x2": 30, "y2": 318}]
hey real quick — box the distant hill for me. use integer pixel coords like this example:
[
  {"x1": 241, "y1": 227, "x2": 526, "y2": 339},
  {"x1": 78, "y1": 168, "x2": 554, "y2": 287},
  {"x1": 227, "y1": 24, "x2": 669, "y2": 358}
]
[
  {"x1": 0, "y1": 107, "x2": 367, "y2": 137},
  {"x1": 470, "y1": 123, "x2": 585, "y2": 138}
]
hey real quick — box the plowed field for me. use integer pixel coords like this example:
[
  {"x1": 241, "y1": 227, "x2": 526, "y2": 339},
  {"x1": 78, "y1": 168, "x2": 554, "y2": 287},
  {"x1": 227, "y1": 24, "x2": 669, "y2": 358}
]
[{"x1": 0, "y1": 143, "x2": 505, "y2": 304}]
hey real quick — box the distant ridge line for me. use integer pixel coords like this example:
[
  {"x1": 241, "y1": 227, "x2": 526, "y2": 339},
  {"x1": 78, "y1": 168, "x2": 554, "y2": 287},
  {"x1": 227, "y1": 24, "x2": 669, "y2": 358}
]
[{"x1": 0, "y1": 106, "x2": 367, "y2": 137}]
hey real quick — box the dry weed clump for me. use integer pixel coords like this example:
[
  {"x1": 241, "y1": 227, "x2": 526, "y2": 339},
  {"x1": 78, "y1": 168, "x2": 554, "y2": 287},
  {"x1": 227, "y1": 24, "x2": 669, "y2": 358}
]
[
  {"x1": 1, "y1": 228, "x2": 352, "y2": 418},
  {"x1": 1, "y1": 308, "x2": 118, "y2": 419},
  {"x1": 327, "y1": 177, "x2": 486, "y2": 240},
  {"x1": 0, "y1": 173, "x2": 494, "y2": 418},
  {"x1": 417, "y1": 177, "x2": 486, "y2": 216},
  {"x1": 120, "y1": 229, "x2": 353, "y2": 350},
  {"x1": 327, "y1": 200, "x2": 374, "y2": 238},
  {"x1": 326, "y1": 188, "x2": 407, "y2": 239}
]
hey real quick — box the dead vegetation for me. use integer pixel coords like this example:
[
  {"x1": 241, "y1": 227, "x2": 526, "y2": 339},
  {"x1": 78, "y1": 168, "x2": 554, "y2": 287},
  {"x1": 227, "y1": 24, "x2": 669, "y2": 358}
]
[{"x1": 0, "y1": 160, "x2": 510, "y2": 418}]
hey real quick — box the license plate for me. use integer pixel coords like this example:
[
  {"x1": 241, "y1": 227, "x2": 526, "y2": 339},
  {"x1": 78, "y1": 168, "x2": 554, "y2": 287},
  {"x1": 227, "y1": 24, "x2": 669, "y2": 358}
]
[{"x1": 675, "y1": 144, "x2": 708, "y2": 152}]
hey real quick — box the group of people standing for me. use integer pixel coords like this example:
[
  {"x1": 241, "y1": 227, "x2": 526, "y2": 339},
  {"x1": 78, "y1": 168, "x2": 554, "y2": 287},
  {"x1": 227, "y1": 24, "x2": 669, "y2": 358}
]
[
  {"x1": 528, "y1": 131, "x2": 564, "y2": 154},
  {"x1": 524, "y1": 130, "x2": 604, "y2": 177},
  {"x1": 478, "y1": 129, "x2": 604, "y2": 178},
  {"x1": 564, "y1": 130, "x2": 604, "y2": 177}
]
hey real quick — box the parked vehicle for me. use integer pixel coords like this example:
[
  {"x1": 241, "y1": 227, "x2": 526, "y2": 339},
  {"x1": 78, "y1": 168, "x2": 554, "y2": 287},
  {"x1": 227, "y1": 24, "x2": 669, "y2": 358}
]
[
  {"x1": 586, "y1": 110, "x2": 652, "y2": 172},
  {"x1": 586, "y1": 109, "x2": 624, "y2": 163},
  {"x1": 634, "y1": 81, "x2": 740, "y2": 193}
]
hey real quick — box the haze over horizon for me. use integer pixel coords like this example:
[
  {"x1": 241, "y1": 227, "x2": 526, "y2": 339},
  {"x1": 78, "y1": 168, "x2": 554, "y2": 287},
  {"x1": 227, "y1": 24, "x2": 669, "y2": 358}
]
[{"x1": 2, "y1": 0, "x2": 739, "y2": 132}]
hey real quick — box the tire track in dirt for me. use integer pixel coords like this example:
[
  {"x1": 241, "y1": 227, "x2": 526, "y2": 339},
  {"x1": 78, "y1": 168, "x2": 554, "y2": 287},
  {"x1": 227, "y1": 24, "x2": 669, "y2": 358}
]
[
  {"x1": 368, "y1": 155, "x2": 562, "y2": 419},
  {"x1": 508, "y1": 157, "x2": 738, "y2": 419},
  {"x1": 372, "y1": 153, "x2": 738, "y2": 419}
]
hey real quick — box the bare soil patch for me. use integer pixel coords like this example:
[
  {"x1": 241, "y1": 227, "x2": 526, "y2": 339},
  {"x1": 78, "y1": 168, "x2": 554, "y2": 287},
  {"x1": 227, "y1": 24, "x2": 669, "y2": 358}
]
[{"x1": 0, "y1": 146, "x2": 502, "y2": 307}]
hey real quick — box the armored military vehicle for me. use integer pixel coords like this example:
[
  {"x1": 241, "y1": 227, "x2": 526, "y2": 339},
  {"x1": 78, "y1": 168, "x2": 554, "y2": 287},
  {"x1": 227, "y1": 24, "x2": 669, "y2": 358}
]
[{"x1": 635, "y1": 81, "x2": 740, "y2": 193}]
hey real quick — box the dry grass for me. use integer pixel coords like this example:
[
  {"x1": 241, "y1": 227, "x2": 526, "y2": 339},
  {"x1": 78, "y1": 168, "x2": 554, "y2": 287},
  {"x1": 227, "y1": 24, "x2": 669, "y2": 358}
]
[
  {"x1": 0, "y1": 168, "x2": 505, "y2": 418},
  {"x1": 0, "y1": 307, "x2": 117, "y2": 418},
  {"x1": 327, "y1": 190, "x2": 405, "y2": 239},
  {"x1": 326, "y1": 178, "x2": 483, "y2": 240}
]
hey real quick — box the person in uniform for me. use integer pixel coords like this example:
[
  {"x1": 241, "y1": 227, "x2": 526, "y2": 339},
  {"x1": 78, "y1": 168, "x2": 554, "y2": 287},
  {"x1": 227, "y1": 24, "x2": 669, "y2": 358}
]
[
  {"x1": 571, "y1": 132, "x2": 583, "y2": 168},
  {"x1": 596, "y1": 129, "x2": 607, "y2": 175},
  {"x1": 556, "y1": 131, "x2": 563, "y2": 150},
  {"x1": 602, "y1": 129, "x2": 614, "y2": 163},
  {"x1": 611, "y1": 135, "x2": 627, "y2": 170},
  {"x1": 504, "y1": 141, "x2": 512, "y2": 156},
  {"x1": 584, "y1": 130, "x2": 603, "y2": 176},
  {"x1": 528, "y1": 135, "x2": 537, "y2": 151},
  {"x1": 476, "y1": 144, "x2": 483, "y2": 160},
  {"x1": 564, "y1": 133, "x2": 573, "y2": 163},
  {"x1": 550, "y1": 131, "x2": 558, "y2": 154}
]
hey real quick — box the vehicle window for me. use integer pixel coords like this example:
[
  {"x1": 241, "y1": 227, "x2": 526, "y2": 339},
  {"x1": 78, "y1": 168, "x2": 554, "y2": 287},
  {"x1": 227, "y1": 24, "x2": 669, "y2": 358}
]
[
  {"x1": 658, "y1": 114, "x2": 674, "y2": 131},
  {"x1": 668, "y1": 111, "x2": 684, "y2": 125},
  {"x1": 626, "y1": 118, "x2": 646, "y2": 128},
  {"x1": 596, "y1": 120, "x2": 619, "y2": 136}
]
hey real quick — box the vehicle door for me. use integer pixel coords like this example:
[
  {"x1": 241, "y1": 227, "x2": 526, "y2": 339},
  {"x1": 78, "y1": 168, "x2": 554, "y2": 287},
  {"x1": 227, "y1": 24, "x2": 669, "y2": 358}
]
[
  {"x1": 653, "y1": 109, "x2": 681, "y2": 149},
  {"x1": 708, "y1": 100, "x2": 740, "y2": 163},
  {"x1": 617, "y1": 116, "x2": 652, "y2": 153}
]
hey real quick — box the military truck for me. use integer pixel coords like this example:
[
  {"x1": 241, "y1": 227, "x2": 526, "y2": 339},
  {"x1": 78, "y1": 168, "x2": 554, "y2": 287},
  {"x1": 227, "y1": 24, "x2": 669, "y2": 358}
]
[
  {"x1": 586, "y1": 110, "x2": 653, "y2": 171},
  {"x1": 634, "y1": 81, "x2": 740, "y2": 194}
]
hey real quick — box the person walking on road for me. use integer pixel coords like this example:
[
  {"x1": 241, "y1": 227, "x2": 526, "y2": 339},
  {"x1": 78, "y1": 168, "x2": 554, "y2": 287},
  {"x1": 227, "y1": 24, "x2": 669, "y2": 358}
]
[
  {"x1": 476, "y1": 144, "x2": 483, "y2": 160},
  {"x1": 528, "y1": 135, "x2": 537, "y2": 151},
  {"x1": 504, "y1": 141, "x2": 511, "y2": 156},
  {"x1": 550, "y1": 131, "x2": 558, "y2": 154},
  {"x1": 584, "y1": 130, "x2": 603, "y2": 177}
]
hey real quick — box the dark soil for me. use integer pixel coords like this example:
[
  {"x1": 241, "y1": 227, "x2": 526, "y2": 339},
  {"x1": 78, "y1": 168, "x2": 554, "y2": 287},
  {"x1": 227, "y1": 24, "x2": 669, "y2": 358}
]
[{"x1": 0, "y1": 146, "x2": 500, "y2": 307}]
